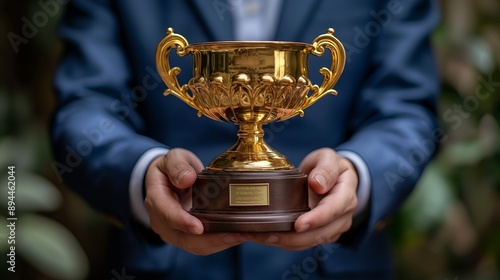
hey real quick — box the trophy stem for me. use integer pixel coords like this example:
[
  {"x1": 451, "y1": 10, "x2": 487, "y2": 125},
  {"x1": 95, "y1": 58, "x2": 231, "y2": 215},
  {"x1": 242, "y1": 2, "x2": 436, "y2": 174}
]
[
  {"x1": 206, "y1": 122, "x2": 294, "y2": 171},
  {"x1": 236, "y1": 123, "x2": 265, "y2": 146}
]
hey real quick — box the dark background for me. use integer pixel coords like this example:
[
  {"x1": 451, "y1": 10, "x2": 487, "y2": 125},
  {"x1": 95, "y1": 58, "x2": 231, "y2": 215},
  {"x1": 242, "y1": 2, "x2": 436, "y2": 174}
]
[{"x1": 1, "y1": 1, "x2": 499, "y2": 279}]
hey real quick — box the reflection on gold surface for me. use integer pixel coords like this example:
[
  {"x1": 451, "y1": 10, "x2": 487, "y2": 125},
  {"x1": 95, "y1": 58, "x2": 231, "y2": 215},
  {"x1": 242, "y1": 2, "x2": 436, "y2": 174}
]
[{"x1": 156, "y1": 28, "x2": 345, "y2": 171}]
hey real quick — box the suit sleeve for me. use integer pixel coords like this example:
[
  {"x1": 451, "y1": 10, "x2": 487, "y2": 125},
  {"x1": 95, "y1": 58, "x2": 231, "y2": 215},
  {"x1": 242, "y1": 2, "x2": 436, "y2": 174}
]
[
  {"x1": 51, "y1": 0, "x2": 166, "y2": 226},
  {"x1": 336, "y1": 0, "x2": 441, "y2": 243}
]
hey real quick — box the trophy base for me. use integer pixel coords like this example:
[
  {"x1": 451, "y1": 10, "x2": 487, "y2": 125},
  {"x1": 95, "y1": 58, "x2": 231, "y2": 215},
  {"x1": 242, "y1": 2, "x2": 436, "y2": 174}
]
[
  {"x1": 190, "y1": 170, "x2": 309, "y2": 232},
  {"x1": 191, "y1": 211, "x2": 305, "y2": 232}
]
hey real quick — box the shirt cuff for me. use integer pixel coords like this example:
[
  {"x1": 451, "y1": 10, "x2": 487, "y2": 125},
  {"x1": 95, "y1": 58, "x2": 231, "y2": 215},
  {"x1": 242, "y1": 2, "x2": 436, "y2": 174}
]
[
  {"x1": 129, "y1": 147, "x2": 169, "y2": 227},
  {"x1": 336, "y1": 150, "x2": 371, "y2": 217}
]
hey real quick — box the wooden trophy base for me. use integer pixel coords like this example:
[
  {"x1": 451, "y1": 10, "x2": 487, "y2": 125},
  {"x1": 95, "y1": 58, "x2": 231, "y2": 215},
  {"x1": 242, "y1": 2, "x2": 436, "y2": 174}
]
[{"x1": 190, "y1": 169, "x2": 309, "y2": 232}]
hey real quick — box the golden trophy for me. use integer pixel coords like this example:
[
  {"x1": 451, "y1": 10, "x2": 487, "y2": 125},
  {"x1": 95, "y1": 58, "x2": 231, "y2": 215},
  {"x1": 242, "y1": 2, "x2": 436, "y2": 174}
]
[{"x1": 156, "y1": 28, "x2": 345, "y2": 232}]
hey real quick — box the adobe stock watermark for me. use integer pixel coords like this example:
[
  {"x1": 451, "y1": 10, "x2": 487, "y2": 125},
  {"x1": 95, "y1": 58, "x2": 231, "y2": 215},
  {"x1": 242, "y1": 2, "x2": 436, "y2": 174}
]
[
  {"x1": 211, "y1": 0, "x2": 414, "y2": 63},
  {"x1": 51, "y1": 65, "x2": 161, "y2": 182},
  {"x1": 281, "y1": 239, "x2": 340, "y2": 280},
  {"x1": 191, "y1": 172, "x2": 231, "y2": 210},
  {"x1": 212, "y1": 0, "x2": 243, "y2": 21},
  {"x1": 264, "y1": 119, "x2": 291, "y2": 145},
  {"x1": 384, "y1": 127, "x2": 446, "y2": 192},
  {"x1": 51, "y1": 118, "x2": 117, "y2": 182},
  {"x1": 384, "y1": 72, "x2": 499, "y2": 191},
  {"x1": 344, "y1": 0, "x2": 409, "y2": 63},
  {"x1": 7, "y1": 0, "x2": 69, "y2": 54},
  {"x1": 442, "y1": 73, "x2": 499, "y2": 130},
  {"x1": 111, "y1": 65, "x2": 162, "y2": 121},
  {"x1": 110, "y1": 267, "x2": 135, "y2": 280}
]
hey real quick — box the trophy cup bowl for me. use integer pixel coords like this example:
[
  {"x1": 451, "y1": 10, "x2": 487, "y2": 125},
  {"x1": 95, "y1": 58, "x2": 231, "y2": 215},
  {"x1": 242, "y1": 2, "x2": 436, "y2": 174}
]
[{"x1": 156, "y1": 28, "x2": 345, "y2": 232}]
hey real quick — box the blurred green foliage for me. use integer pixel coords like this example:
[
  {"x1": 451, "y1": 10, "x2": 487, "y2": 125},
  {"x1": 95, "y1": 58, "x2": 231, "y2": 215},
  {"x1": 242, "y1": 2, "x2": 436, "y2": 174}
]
[
  {"x1": 1, "y1": 1, "x2": 108, "y2": 279},
  {"x1": 0, "y1": 0, "x2": 499, "y2": 279},
  {"x1": 390, "y1": 0, "x2": 500, "y2": 279}
]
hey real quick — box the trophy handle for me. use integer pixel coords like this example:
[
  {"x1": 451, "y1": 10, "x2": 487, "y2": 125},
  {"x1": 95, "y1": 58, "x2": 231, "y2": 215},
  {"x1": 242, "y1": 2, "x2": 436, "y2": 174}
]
[
  {"x1": 156, "y1": 28, "x2": 200, "y2": 112},
  {"x1": 302, "y1": 28, "x2": 346, "y2": 109}
]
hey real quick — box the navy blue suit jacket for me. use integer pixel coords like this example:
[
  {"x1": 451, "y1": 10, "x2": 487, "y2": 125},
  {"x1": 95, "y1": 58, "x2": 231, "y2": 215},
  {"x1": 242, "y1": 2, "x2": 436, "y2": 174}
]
[{"x1": 51, "y1": 0, "x2": 440, "y2": 279}]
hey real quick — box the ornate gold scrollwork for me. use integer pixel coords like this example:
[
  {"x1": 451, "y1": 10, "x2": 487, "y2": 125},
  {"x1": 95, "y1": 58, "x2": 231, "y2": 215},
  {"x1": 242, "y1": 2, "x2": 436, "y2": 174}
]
[{"x1": 301, "y1": 28, "x2": 346, "y2": 110}]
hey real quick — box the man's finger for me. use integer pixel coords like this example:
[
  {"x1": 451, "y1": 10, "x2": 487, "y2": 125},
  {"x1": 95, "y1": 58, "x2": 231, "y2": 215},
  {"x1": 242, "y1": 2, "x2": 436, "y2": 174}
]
[
  {"x1": 146, "y1": 181, "x2": 204, "y2": 234},
  {"x1": 299, "y1": 148, "x2": 341, "y2": 194},
  {"x1": 249, "y1": 214, "x2": 353, "y2": 251},
  {"x1": 163, "y1": 148, "x2": 204, "y2": 188},
  {"x1": 296, "y1": 180, "x2": 357, "y2": 232}
]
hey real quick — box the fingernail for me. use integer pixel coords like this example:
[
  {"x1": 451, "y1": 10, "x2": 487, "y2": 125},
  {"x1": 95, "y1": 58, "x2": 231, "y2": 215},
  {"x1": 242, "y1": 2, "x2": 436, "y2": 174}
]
[
  {"x1": 176, "y1": 170, "x2": 190, "y2": 185},
  {"x1": 314, "y1": 175, "x2": 327, "y2": 190},
  {"x1": 265, "y1": 235, "x2": 279, "y2": 243},
  {"x1": 223, "y1": 234, "x2": 238, "y2": 243},
  {"x1": 297, "y1": 223, "x2": 310, "y2": 233}
]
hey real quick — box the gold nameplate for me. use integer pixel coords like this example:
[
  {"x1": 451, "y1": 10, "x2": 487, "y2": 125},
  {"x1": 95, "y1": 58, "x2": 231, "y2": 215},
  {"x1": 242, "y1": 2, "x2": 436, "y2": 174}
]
[{"x1": 229, "y1": 183, "x2": 269, "y2": 206}]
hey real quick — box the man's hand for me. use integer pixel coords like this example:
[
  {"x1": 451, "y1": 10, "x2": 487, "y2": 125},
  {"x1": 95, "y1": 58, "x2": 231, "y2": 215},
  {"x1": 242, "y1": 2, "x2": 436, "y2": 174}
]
[
  {"x1": 251, "y1": 148, "x2": 359, "y2": 250},
  {"x1": 145, "y1": 147, "x2": 358, "y2": 254},
  {"x1": 144, "y1": 148, "x2": 245, "y2": 255}
]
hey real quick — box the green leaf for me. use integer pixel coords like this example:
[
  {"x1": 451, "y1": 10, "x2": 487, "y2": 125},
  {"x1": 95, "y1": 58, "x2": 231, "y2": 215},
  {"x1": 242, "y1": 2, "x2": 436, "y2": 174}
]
[
  {"x1": 17, "y1": 214, "x2": 89, "y2": 280},
  {"x1": 443, "y1": 140, "x2": 485, "y2": 166},
  {"x1": 0, "y1": 171, "x2": 62, "y2": 212},
  {"x1": 467, "y1": 37, "x2": 495, "y2": 74},
  {"x1": 403, "y1": 163, "x2": 455, "y2": 232}
]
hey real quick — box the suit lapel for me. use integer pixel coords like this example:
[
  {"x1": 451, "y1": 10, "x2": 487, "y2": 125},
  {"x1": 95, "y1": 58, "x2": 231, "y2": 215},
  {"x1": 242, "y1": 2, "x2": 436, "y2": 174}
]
[
  {"x1": 189, "y1": 0, "x2": 320, "y2": 42},
  {"x1": 275, "y1": 0, "x2": 320, "y2": 41},
  {"x1": 190, "y1": 0, "x2": 234, "y2": 41}
]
